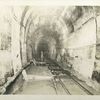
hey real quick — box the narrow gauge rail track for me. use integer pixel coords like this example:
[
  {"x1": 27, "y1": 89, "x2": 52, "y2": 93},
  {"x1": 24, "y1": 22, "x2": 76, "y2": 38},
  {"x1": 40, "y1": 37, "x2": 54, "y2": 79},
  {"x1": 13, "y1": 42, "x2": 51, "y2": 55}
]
[
  {"x1": 48, "y1": 64, "x2": 71, "y2": 94},
  {"x1": 54, "y1": 75, "x2": 71, "y2": 94},
  {"x1": 47, "y1": 60, "x2": 94, "y2": 95}
]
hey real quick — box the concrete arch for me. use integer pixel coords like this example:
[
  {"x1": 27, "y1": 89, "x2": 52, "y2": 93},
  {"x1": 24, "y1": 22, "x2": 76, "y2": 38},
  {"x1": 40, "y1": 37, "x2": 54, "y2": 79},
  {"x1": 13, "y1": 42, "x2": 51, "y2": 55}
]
[
  {"x1": 20, "y1": 6, "x2": 69, "y2": 65},
  {"x1": 20, "y1": 6, "x2": 34, "y2": 65},
  {"x1": 19, "y1": 6, "x2": 97, "y2": 79}
]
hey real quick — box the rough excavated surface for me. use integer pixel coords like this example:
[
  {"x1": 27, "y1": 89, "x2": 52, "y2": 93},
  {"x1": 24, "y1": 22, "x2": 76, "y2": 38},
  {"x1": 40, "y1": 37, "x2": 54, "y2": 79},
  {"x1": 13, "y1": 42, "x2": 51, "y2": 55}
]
[
  {"x1": 95, "y1": 15, "x2": 100, "y2": 72},
  {"x1": 0, "y1": 7, "x2": 12, "y2": 86}
]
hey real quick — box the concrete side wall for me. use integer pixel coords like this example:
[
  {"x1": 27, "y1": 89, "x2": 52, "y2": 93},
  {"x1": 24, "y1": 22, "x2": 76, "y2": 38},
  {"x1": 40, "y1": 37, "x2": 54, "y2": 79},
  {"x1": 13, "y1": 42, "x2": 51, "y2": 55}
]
[
  {"x1": 66, "y1": 18, "x2": 96, "y2": 78},
  {"x1": 11, "y1": 18, "x2": 22, "y2": 74}
]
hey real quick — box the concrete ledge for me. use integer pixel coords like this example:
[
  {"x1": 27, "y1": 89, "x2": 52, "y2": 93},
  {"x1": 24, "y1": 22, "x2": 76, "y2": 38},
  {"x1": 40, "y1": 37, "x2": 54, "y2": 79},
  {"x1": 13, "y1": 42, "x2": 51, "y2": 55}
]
[{"x1": 0, "y1": 62, "x2": 31, "y2": 94}]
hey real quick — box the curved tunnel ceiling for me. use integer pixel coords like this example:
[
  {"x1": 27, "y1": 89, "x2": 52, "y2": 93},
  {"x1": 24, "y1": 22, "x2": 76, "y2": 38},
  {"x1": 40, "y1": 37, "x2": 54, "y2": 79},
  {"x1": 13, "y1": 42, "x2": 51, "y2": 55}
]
[{"x1": 20, "y1": 6, "x2": 95, "y2": 60}]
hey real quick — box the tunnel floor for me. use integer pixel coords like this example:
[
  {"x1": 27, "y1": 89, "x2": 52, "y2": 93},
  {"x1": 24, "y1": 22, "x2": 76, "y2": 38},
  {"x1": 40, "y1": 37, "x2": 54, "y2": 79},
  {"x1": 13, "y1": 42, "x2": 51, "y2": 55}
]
[
  {"x1": 13, "y1": 63, "x2": 97, "y2": 95},
  {"x1": 15, "y1": 64, "x2": 56, "y2": 94}
]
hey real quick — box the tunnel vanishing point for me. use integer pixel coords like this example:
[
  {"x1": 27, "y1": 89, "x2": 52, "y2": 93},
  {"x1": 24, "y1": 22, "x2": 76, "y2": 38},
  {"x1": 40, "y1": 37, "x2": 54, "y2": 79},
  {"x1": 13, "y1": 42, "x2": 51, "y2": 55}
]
[{"x1": 0, "y1": 6, "x2": 100, "y2": 94}]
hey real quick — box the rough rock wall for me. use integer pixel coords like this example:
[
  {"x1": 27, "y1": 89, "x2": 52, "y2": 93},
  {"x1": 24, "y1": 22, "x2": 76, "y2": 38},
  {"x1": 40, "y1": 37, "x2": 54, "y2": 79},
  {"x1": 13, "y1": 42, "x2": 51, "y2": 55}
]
[
  {"x1": 0, "y1": 7, "x2": 23, "y2": 86},
  {"x1": 0, "y1": 7, "x2": 13, "y2": 85}
]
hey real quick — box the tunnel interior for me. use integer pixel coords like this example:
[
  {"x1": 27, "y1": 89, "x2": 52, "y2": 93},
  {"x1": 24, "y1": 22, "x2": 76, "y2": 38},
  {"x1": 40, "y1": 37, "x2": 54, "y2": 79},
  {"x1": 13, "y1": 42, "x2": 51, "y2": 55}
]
[
  {"x1": 26, "y1": 27, "x2": 63, "y2": 62},
  {"x1": 36, "y1": 39, "x2": 50, "y2": 61},
  {"x1": 24, "y1": 10, "x2": 67, "y2": 63},
  {"x1": 18, "y1": 6, "x2": 97, "y2": 79},
  {"x1": 1, "y1": 6, "x2": 100, "y2": 94}
]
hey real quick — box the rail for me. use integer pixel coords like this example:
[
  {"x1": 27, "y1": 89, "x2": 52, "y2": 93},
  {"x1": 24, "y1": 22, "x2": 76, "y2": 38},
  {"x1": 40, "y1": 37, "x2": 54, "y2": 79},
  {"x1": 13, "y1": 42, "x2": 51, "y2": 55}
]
[{"x1": 47, "y1": 59, "x2": 99, "y2": 95}]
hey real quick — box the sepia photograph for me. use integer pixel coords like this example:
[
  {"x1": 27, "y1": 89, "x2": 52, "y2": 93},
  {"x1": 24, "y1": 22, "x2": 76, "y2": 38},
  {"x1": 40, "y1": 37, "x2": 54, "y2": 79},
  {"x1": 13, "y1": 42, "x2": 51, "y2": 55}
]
[{"x1": 0, "y1": 5, "x2": 100, "y2": 96}]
